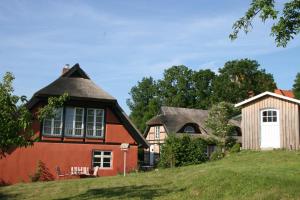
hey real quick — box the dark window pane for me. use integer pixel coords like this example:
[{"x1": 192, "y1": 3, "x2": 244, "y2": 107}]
[
  {"x1": 263, "y1": 111, "x2": 267, "y2": 116},
  {"x1": 93, "y1": 163, "x2": 101, "y2": 167},
  {"x1": 103, "y1": 162, "x2": 111, "y2": 168},
  {"x1": 94, "y1": 151, "x2": 102, "y2": 156},
  {"x1": 88, "y1": 110, "x2": 94, "y2": 115},
  {"x1": 268, "y1": 117, "x2": 272, "y2": 122},
  {"x1": 263, "y1": 117, "x2": 267, "y2": 122},
  {"x1": 103, "y1": 158, "x2": 111, "y2": 162},
  {"x1": 76, "y1": 108, "x2": 83, "y2": 115},
  {"x1": 267, "y1": 111, "x2": 272, "y2": 116},
  {"x1": 272, "y1": 111, "x2": 277, "y2": 117},
  {"x1": 273, "y1": 117, "x2": 277, "y2": 122},
  {"x1": 104, "y1": 152, "x2": 111, "y2": 156},
  {"x1": 87, "y1": 116, "x2": 94, "y2": 122},
  {"x1": 93, "y1": 158, "x2": 101, "y2": 163},
  {"x1": 75, "y1": 116, "x2": 82, "y2": 121}
]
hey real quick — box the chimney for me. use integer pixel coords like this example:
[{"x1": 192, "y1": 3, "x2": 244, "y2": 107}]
[{"x1": 62, "y1": 64, "x2": 70, "y2": 75}]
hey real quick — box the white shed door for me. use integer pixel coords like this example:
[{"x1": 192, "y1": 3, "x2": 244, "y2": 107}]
[{"x1": 260, "y1": 109, "x2": 280, "y2": 148}]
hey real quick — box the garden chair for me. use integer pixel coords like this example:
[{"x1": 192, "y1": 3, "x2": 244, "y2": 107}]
[{"x1": 55, "y1": 166, "x2": 69, "y2": 179}]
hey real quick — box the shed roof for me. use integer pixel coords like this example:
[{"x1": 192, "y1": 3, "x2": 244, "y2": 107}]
[{"x1": 235, "y1": 91, "x2": 300, "y2": 107}]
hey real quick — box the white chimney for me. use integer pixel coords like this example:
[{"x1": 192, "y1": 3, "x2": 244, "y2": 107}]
[{"x1": 62, "y1": 64, "x2": 70, "y2": 75}]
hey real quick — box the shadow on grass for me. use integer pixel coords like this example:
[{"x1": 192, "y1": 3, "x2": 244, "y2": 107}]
[
  {"x1": 55, "y1": 184, "x2": 185, "y2": 200},
  {"x1": 0, "y1": 193, "x2": 19, "y2": 200}
]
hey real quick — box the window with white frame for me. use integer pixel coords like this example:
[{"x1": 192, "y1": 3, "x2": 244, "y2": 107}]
[
  {"x1": 86, "y1": 109, "x2": 105, "y2": 138},
  {"x1": 92, "y1": 151, "x2": 112, "y2": 168},
  {"x1": 262, "y1": 110, "x2": 278, "y2": 123},
  {"x1": 155, "y1": 126, "x2": 160, "y2": 139},
  {"x1": 65, "y1": 107, "x2": 85, "y2": 137},
  {"x1": 42, "y1": 108, "x2": 63, "y2": 136}
]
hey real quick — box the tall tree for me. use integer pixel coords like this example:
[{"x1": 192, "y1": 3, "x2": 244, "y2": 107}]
[
  {"x1": 230, "y1": 0, "x2": 300, "y2": 47},
  {"x1": 192, "y1": 69, "x2": 216, "y2": 109},
  {"x1": 127, "y1": 77, "x2": 160, "y2": 132},
  {"x1": 158, "y1": 65, "x2": 194, "y2": 108},
  {"x1": 293, "y1": 72, "x2": 300, "y2": 99},
  {"x1": 0, "y1": 72, "x2": 68, "y2": 157},
  {"x1": 211, "y1": 59, "x2": 277, "y2": 103}
]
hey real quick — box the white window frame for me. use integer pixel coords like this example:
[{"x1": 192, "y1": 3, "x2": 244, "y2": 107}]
[
  {"x1": 155, "y1": 126, "x2": 160, "y2": 139},
  {"x1": 65, "y1": 107, "x2": 85, "y2": 137},
  {"x1": 42, "y1": 108, "x2": 63, "y2": 136},
  {"x1": 92, "y1": 150, "x2": 113, "y2": 169},
  {"x1": 86, "y1": 108, "x2": 105, "y2": 138},
  {"x1": 261, "y1": 109, "x2": 278, "y2": 123}
]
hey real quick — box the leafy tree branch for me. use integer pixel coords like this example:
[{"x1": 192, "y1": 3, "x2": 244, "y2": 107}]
[
  {"x1": 230, "y1": 0, "x2": 300, "y2": 47},
  {"x1": 0, "y1": 72, "x2": 68, "y2": 157}
]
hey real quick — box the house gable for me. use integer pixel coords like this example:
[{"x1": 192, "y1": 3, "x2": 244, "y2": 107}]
[{"x1": 27, "y1": 64, "x2": 148, "y2": 148}]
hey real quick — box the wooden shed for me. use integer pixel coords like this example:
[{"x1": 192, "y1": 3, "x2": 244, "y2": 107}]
[{"x1": 235, "y1": 92, "x2": 300, "y2": 150}]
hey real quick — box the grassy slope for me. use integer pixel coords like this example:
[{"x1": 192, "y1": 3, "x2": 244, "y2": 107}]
[{"x1": 0, "y1": 151, "x2": 300, "y2": 200}]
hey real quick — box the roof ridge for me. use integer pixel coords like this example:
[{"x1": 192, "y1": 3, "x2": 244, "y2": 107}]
[{"x1": 236, "y1": 91, "x2": 300, "y2": 107}]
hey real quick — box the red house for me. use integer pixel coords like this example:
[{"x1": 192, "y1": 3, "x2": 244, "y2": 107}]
[{"x1": 0, "y1": 64, "x2": 148, "y2": 185}]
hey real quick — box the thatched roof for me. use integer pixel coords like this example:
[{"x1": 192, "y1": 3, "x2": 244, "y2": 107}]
[
  {"x1": 32, "y1": 63, "x2": 115, "y2": 101},
  {"x1": 146, "y1": 106, "x2": 241, "y2": 135},
  {"x1": 147, "y1": 106, "x2": 210, "y2": 134}
]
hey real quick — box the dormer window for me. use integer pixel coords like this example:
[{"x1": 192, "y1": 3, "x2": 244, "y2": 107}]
[
  {"x1": 86, "y1": 108, "x2": 105, "y2": 138},
  {"x1": 183, "y1": 125, "x2": 195, "y2": 133},
  {"x1": 65, "y1": 107, "x2": 85, "y2": 137},
  {"x1": 42, "y1": 108, "x2": 63, "y2": 136}
]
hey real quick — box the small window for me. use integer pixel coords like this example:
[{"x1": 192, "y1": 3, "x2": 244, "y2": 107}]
[
  {"x1": 86, "y1": 109, "x2": 105, "y2": 138},
  {"x1": 155, "y1": 126, "x2": 160, "y2": 139},
  {"x1": 184, "y1": 125, "x2": 195, "y2": 133},
  {"x1": 42, "y1": 108, "x2": 63, "y2": 136},
  {"x1": 261, "y1": 109, "x2": 278, "y2": 123},
  {"x1": 65, "y1": 107, "x2": 84, "y2": 137},
  {"x1": 92, "y1": 151, "x2": 112, "y2": 168}
]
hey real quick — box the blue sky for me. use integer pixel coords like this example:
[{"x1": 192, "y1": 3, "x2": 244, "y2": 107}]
[{"x1": 0, "y1": 0, "x2": 299, "y2": 114}]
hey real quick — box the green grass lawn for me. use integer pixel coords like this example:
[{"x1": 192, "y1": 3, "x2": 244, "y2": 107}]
[{"x1": 1, "y1": 150, "x2": 300, "y2": 200}]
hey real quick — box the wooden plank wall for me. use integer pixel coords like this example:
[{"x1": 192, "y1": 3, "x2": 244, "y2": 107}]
[{"x1": 241, "y1": 96, "x2": 300, "y2": 150}]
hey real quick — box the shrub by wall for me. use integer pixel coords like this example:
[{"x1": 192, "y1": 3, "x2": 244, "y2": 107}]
[{"x1": 159, "y1": 134, "x2": 208, "y2": 168}]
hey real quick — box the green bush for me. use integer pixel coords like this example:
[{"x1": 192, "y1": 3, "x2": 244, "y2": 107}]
[
  {"x1": 230, "y1": 143, "x2": 241, "y2": 153},
  {"x1": 159, "y1": 134, "x2": 208, "y2": 168},
  {"x1": 225, "y1": 137, "x2": 237, "y2": 150},
  {"x1": 210, "y1": 147, "x2": 224, "y2": 161}
]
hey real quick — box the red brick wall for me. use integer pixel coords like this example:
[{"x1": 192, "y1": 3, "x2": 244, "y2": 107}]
[{"x1": 0, "y1": 105, "x2": 139, "y2": 185}]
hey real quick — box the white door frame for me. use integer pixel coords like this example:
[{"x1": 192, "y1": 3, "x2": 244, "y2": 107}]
[{"x1": 260, "y1": 109, "x2": 280, "y2": 149}]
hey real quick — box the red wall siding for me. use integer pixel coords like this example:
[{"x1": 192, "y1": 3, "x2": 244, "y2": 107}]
[
  {"x1": 0, "y1": 106, "x2": 139, "y2": 185},
  {"x1": 0, "y1": 143, "x2": 138, "y2": 185}
]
